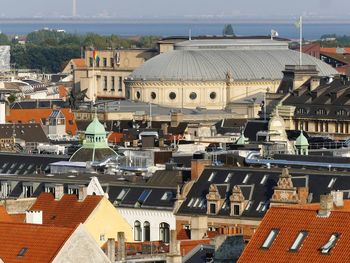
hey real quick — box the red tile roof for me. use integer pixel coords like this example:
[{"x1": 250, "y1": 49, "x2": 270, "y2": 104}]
[
  {"x1": 0, "y1": 206, "x2": 14, "y2": 222},
  {"x1": 29, "y1": 193, "x2": 102, "y2": 227},
  {"x1": 0, "y1": 222, "x2": 74, "y2": 263},
  {"x1": 72, "y1": 58, "x2": 86, "y2": 68},
  {"x1": 179, "y1": 239, "x2": 211, "y2": 256},
  {"x1": 238, "y1": 205, "x2": 350, "y2": 263}
]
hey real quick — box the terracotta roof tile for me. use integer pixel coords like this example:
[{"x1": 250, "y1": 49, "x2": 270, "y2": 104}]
[
  {"x1": 0, "y1": 206, "x2": 14, "y2": 222},
  {"x1": 0, "y1": 222, "x2": 74, "y2": 263},
  {"x1": 72, "y1": 58, "x2": 86, "y2": 68},
  {"x1": 29, "y1": 193, "x2": 102, "y2": 227},
  {"x1": 179, "y1": 239, "x2": 211, "y2": 256},
  {"x1": 238, "y1": 205, "x2": 350, "y2": 263}
]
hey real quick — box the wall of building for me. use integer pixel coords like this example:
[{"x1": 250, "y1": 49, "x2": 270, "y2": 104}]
[
  {"x1": 84, "y1": 197, "x2": 133, "y2": 246},
  {"x1": 53, "y1": 224, "x2": 110, "y2": 263},
  {"x1": 118, "y1": 207, "x2": 176, "y2": 242}
]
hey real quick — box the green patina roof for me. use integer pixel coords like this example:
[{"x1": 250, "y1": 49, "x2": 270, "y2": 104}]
[
  {"x1": 296, "y1": 131, "x2": 309, "y2": 146},
  {"x1": 86, "y1": 114, "x2": 106, "y2": 135},
  {"x1": 236, "y1": 131, "x2": 249, "y2": 145}
]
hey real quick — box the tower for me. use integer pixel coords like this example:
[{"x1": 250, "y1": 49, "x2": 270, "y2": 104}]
[{"x1": 72, "y1": 0, "x2": 77, "y2": 17}]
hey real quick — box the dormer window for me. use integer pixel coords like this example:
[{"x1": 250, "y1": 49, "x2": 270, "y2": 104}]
[
  {"x1": 209, "y1": 203, "x2": 216, "y2": 214},
  {"x1": 296, "y1": 108, "x2": 307, "y2": 115},
  {"x1": 336, "y1": 109, "x2": 347, "y2": 116},
  {"x1": 316, "y1": 108, "x2": 327, "y2": 115},
  {"x1": 261, "y1": 229, "x2": 279, "y2": 249},
  {"x1": 320, "y1": 233, "x2": 340, "y2": 254}
]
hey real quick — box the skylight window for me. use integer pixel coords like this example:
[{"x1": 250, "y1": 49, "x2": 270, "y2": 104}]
[
  {"x1": 137, "y1": 189, "x2": 152, "y2": 204},
  {"x1": 17, "y1": 247, "x2": 28, "y2": 257},
  {"x1": 116, "y1": 188, "x2": 129, "y2": 201},
  {"x1": 208, "y1": 172, "x2": 216, "y2": 182},
  {"x1": 187, "y1": 198, "x2": 195, "y2": 207},
  {"x1": 161, "y1": 191, "x2": 173, "y2": 201},
  {"x1": 193, "y1": 198, "x2": 200, "y2": 207},
  {"x1": 328, "y1": 178, "x2": 337, "y2": 188},
  {"x1": 290, "y1": 231, "x2": 308, "y2": 251},
  {"x1": 242, "y1": 174, "x2": 250, "y2": 184},
  {"x1": 225, "y1": 173, "x2": 233, "y2": 183},
  {"x1": 260, "y1": 175, "x2": 269, "y2": 185},
  {"x1": 320, "y1": 233, "x2": 340, "y2": 254},
  {"x1": 245, "y1": 201, "x2": 253, "y2": 211},
  {"x1": 261, "y1": 229, "x2": 279, "y2": 249},
  {"x1": 199, "y1": 198, "x2": 206, "y2": 208},
  {"x1": 256, "y1": 201, "x2": 269, "y2": 212}
]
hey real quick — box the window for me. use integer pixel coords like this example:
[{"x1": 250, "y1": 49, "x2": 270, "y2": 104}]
[
  {"x1": 261, "y1": 229, "x2": 279, "y2": 249},
  {"x1": 189, "y1": 92, "x2": 197, "y2": 100},
  {"x1": 144, "y1": 221, "x2": 150, "y2": 241},
  {"x1": 233, "y1": 204, "x2": 240, "y2": 215},
  {"x1": 242, "y1": 174, "x2": 250, "y2": 184},
  {"x1": 296, "y1": 108, "x2": 307, "y2": 115},
  {"x1": 68, "y1": 187, "x2": 79, "y2": 196},
  {"x1": 260, "y1": 175, "x2": 269, "y2": 185},
  {"x1": 245, "y1": 201, "x2": 252, "y2": 211},
  {"x1": 103, "y1": 76, "x2": 108, "y2": 91},
  {"x1": 256, "y1": 201, "x2": 268, "y2": 212},
  {"x1": 138, "y1": 189, "x2": 152, "y2": 204},
  {"x1": 290, "y1": 231, "x2": 308, "y2": 251},
  {"x1": 316, "y1": 108, "x2": 327, "y2": 115},
  {"x1": 336, "y1": 109, "x2": 347, "y2": 116},
  {"x1": 169, "y1": 92, "x2": 176, "y2": 100},
  {"x1": 225, "y1": 173, "x2": 233, "y2": 183},
  {"x1": 116, "y1": 188, "x2": 129, "y2": 201},
  {"x1": 209, "y1": 203, "x2": 216, "y2": 214},
  {"x1": 320, "y1": 233, "x2": 340, "y2": 254},
  {"x1": 17, "y1": 247, "x2": 28, "y2": 257},
  {"x1": 328, "y1": 178, "x2": 336, "y2": 188},
  {"x1": 136, "y1": 91, "x2": 141, "y2": 99},
  {"x1": 208, "y1": 172, "x2": 216, "y2": 182},
  {"x1": 89, "y1": 57, "x2": 93, "y2": 67},
  {"x1": 103, "y1": 57, "x2": 107, "y2": 67},
  {"x1": 193, "y1": 198, "x2": 200, "y2": 207},
  {"x1": 100, "y1": 234, "x2": 105, "y2": 241},
  {"x1": 187, "y1": 198, "x2": 195, "y2": 207},
  {"x1": 23, "y1": 185, "x2": 33, "y2": 198},
  {"x1": 161, "y1": 191, "x2": 173, "y2": 201},
  {"x1": 118, "y1": 77, "x2": 123, "y2": 91},
  {"x1": 110, "y1": 57, "x2": 115, "y2": 68},
  {"x1": 210, "y1": 92, "x2": 217, "y2": 100},
  {"x1": 159, "y1": 222, "x2": 170, "y2": 243},
  {"x1": 134, "y1": 221, "x2": 142, "y2": 241},
  {"x1": 111, "y1": 76, "x2": 115, "y2": 91},
  {"x1": 151, "y1": 92, "x2": 157, "y2": 100},
  {"x1": 45, "y1": 185, "x2": 55, "y2": 195}
]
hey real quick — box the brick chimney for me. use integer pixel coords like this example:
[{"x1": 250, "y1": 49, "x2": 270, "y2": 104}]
[
  {"x1": 107, "y1": 238, "x2": 116, "y2": 262},
  {"x1": 54, "y1": 184, "x2": 64, "y2": 200},
  {"x1": 25, "y1": 210, "x2": 43, "y2": 224},
  {"x1": 318, "y1": 194, "x2": 333, "y2": 217},
  {"x1": 117, "y1": 232, "x2": 126, "y2": 261}
]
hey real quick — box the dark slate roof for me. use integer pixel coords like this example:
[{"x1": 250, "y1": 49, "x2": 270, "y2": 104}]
[
  {"x1": 10, "y1": 99, "x2": 68, "y2": 110},
  {"x1": 176, "y1": 166, "x2": 350, "y2": 219},
  {"x1": 283, "y1": 75, "x2": 350, "y2": 120},
  {"x1": 244, "y1": 120, "x2": 268, "y2": 141},
  {"x1": 146, "y1": 169, "x2": 185, "y2": 188},
  {"x1": 215, "y1": 119, "x2": 246, "y2": 135},
  {"x1": 0, "y1": 152, "x2": 68, "y2": 175},
  {"x1": 0, "y1": 123, "x2": 48, "y2": 143}
]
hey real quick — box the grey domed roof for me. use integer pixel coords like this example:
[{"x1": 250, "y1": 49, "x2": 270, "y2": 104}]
[{"x1": 129, "y1": 40, "x2": 337, "y2": 81}]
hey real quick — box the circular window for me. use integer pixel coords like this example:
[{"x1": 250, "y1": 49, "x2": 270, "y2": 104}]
[
  {"x1": 136, "y1": 91, "x2": 141, "y2": 99},
  {"x1": 169, "y1": 92, "x2": 176, "y2": 100},
  {"x1": 210, "y1": 92, "x2": 217, "y2": 100},
  {"x1": 151, "y1": 92, "x2": 157, "y2": 100},
  {"x1": 189, "y1": 92, "x2": 197, "y2": 100}
]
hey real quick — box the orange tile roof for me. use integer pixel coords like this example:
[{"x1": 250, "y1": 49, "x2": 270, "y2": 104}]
[
  {"x1": 0, "y1": 222, "x2": 74, "y2": 263},
  {"x1": 29, "y1": 193, "x2": 102, "y2": 227},
  {"x1": 179, "y1": 239, "x2": 211, "y2": 256},
  {"x1": 72, "y1": 58, "x2": 86, "y2": 68},
  {"x1": 238, "y1": 205, "x2": 350, "y2": 263},
  {"x1": 320, "y1": 47, "x2": 350, "y2": 53},
  {"x1": 0, "y1": 206, "x2": 14, "y2": 222}
]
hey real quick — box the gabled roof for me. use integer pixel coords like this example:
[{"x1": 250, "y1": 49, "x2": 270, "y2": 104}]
[
  {"x1": 72, "y1": 58, "x2": 86, "y2": 68},
  {"x1": 29, "y1": 193, "x2": 102, "y2": 227},
  {"x1": 0, "y1": 222, "x2": 74, "y2": 263},
  {"x1": 0, "y1": 123, "x2": 48, "y2": 143},
  {"x1": 238, "y1": 205, "x2": 350, "y2": 263}
]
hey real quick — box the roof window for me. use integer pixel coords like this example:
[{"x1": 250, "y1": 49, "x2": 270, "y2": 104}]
[
  {"x1": 137, "y1": 190, "x2": 152, "y2": 204},
  {"x1": 290, "y1": 231, "x2": 308, "y2": 251},
  {"x1": 161, "y1": 191, "x2": 173, "y2": 201},
  {"x1": 116, "y1": 188, "x2": 130, "y2": 201},
  {"x1": 328, "y1": 178, "x2": 337, "y2": 188},
  {"x1": 260, "y1": 175, "x2": 269, "y2": 185},
  {"x1": 17, "y1": 247, "x2": 28, "y2": 257},
  {"x1": 225, "y1": 173, "x2": 233, "y2": 183},
  {"x1": 242, "y1": 173, "x2": 250, "y2": 184},
  {"x1": 261, "y1": 229, "x2": 279, "y2": 249},
  {"x1": 320, "y1": 233, "x2": 340, "y2": 254},
  {"x1": 208, "y1": 172, "x2": 216, "y2": 182},
  {"x1": 187, "y1": 198, "x2": 195, "y2": 207}
]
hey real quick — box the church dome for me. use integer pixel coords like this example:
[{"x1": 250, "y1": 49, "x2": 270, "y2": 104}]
[
  {"x1": 86, "y1": 115, "x2": 106, "y2": 135},
  {"x1": 296, "y1": 131, "x2": 309, "y2": 146}
]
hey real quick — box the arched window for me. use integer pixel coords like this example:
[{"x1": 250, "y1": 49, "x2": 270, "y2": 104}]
[
  {"x1": 134, "y1": 221, "x2": 142, "y2": 241},
  {"x1": 159, "y1": 222, "x2": 170, "y2": 243},
  {"x1": 144, "y1": 221, "x2": 150, "y2": 241}
]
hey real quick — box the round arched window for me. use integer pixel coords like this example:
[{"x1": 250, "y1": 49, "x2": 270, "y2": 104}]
[
  {"x1": 136, "y1": 91, "x2": 141, "y2": 99},
  {"x1": 169, "y1": 92, "x2": 176, "y2": 100},
  {"x1": 189, "y1": 92, "x2": 197, "y2": 100},
  {"x1": 210, "y1": 92, "x2": 217, "y2": 100},
  {"x1": 151, "y1": 92, "x2": 157, "y2": 100}
]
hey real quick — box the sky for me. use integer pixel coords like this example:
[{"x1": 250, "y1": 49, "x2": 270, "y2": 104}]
[{"x1": 0, "y1": 0, "x2": 349, "y2": 19}]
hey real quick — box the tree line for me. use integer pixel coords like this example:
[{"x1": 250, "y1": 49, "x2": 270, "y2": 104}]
[{"x1": 0, "y1": 30, "x2": 160, "y2": 73}]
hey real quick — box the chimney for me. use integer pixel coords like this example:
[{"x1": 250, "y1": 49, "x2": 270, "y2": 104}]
[
  {"x1": 169, "y1": 230, "x2": 179, "y2": 254},
  {"x1": 331, "y1": 191, "x2": 344, "y2": 207},
  {"x1": 54, "y1": 184, "x2": 64, "y2": 200},
  {"x1": 310, "y1": 76, "x2": 321, "y2": 91},
  {"x1": 191, "y1": 159, "x2": 212, "y2": 180},
  {"x1": 78, "y1": 185, "x2": 88, "y2": 201},
  {"x1": 117, "y1": 232, "x2": 126, "y2": 261},
  {"x1": 25, "y1": 210, "x2": 43, "y2": 224},
  {"x1": 107, "y1": 238, "x2": 116, "y2": 262},
  {"x1": 318, "y1": 194, "x2": 333, "y2": 217}
]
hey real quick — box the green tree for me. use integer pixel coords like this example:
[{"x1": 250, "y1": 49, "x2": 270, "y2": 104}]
[
  {"x1": 223, "y1": 24, "x2": 235, "y2": 36},
  {"x1": 0, "y1": 33, "x2": 10, "y2": 45}
]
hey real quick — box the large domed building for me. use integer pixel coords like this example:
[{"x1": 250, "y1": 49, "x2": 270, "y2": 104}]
[
  {"x1": 125, "y1": 39, "x2": 337, "y2": 110},
  {"x1": 70, "y1": 114, "x2": 117, "y2": 162}
]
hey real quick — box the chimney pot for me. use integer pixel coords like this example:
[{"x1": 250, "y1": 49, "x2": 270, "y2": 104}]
[{"x1": 318, "y1": 194, "x2": 333, "y2": 217}]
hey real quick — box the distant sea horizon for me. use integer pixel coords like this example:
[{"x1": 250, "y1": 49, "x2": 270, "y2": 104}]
[{"x1": 1, "y1": 20, "x2": 350, "y2": 40}]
